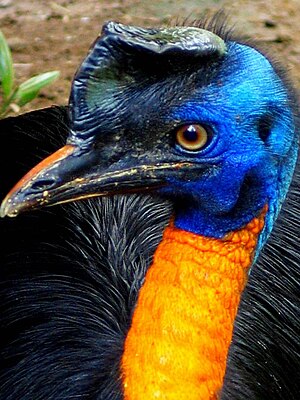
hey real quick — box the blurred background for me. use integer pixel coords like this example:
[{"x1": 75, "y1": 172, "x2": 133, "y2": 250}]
[{"x1": 1, "y1": 0, "x2": 299, "y2": 111}]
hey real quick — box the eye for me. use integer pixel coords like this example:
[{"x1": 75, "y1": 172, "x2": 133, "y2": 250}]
[{"x1": 175, "y1": 124, "x2": 210, "y2": 152}]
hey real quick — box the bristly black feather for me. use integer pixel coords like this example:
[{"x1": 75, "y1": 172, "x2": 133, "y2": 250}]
[
  {"x1": 0, "y1": 107, "x2": 172, "y2": 399},
  {"x1": 178, "y1": 11, "x2": 300, "y2": 130},
  {"x1": 207, "y1": 13, "x2": 300, "y2": 393},
  {"x1": 181, "y1": 12, "x2": 300, "y2": 125},
  {"x1": 176, "y1": 10, "x2": 235, "y2": 44},
  {"x1": 0, "y1": 12, "x2": 299, "y2": 398},
  {"x1": 181, "y1": 10, "x2": 235, "y2": 42},
  {"x1": 0, "y1": 196, "x2": 171, "y2": 400},
  {"x1": 221, "y1": 160, "x2": 300, "y2": 399},
  {"x1": 0, "y1": 105, "x2": 299, "y2": 399}
]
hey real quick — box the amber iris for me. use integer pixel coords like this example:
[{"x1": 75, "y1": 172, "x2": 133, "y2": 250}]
[{"x1": 176, "y1": 124, "x2": 209, "y2": 151}]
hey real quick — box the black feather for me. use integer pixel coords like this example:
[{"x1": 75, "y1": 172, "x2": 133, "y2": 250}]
[
  {"x1": 0, "y1": 17, "x2": 299, "y2": 398},
  {"x1": 221, "y1": 162, "x2": 300, "y2": 400},
  {"x1": 0, "y1": 107, "x2": 172, "y2": 399},
  {"x1": 1, "y1": 105, "x2": 299, "y2": 399}
]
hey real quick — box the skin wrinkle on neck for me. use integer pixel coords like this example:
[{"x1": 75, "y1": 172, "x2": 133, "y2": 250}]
[{"x1": 121, "y1": 205, "x2": 267, "y2": 400}]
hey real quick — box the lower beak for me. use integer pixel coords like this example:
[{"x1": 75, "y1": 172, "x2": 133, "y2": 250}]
[{"x1": 0, "y1": 144, "x2": 193, "y2": 218}]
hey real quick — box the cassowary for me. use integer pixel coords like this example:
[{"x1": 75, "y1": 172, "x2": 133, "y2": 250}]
[{"x1": 0, "y1": 18, "x2": 299, "y2": 400}]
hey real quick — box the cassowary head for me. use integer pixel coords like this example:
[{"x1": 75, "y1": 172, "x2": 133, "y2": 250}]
[{"x1": 1, "y1": 21, "x2": 298, "y2": 250}]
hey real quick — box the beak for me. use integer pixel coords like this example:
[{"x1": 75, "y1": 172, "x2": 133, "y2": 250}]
[{"x1": 0, "y1": 143, "x2": 195, "y2": 218}]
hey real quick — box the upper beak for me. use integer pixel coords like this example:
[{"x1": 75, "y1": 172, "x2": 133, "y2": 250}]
[{"x1": 0, "y1": 143, "x2": 194, "y2": 218}]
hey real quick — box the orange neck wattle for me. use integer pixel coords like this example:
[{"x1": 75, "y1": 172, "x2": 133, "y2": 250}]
[{"x1": 121, "y1": 207, "x2": 267, "y2": 400}]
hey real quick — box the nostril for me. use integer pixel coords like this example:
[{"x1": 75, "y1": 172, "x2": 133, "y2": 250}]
[{"x1": 30, "y1": 178, "x2": 57, "y2": 193}]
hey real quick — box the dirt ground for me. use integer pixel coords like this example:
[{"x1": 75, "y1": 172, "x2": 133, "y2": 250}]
[{"x1": 1, "y1": 0, "x2": 300, "y2": 113}]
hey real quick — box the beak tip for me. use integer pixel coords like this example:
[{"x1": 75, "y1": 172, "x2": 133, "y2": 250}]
[
  {"x1": 0, "y1": 192, "x2": 29, "y2": 218},
  {"x1": 0, "y1": 201, "x2": 13, "y2": 218},
  {"x1": 0, "y1": 196, "x2": 19, "y2": 218}
]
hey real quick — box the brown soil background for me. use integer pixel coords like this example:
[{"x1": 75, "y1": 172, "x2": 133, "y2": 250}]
[{"x1": 1, "y1": 0, "x2": 300, "y2": 113}]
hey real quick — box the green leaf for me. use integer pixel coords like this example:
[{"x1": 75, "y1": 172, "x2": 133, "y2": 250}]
[
  {"x1": 15, "y1": 71, "x2": 60, "y2": 106},
  {"x1": 0, "y1": 30, "x2": 14, "y2": 99}
]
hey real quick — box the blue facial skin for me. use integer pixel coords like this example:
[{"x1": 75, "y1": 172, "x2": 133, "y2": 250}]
[{"x1": 160, "y1": 42, "x2": 298, "y2": 257}]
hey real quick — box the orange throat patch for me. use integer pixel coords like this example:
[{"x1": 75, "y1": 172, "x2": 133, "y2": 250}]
[{"x1": 122, "y1": 206, "x2": 267, "y2": 400}]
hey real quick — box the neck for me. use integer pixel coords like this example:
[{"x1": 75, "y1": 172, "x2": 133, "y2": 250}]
[{"x1": 121, "y1": 206, "x2": 267, "y2": 399}]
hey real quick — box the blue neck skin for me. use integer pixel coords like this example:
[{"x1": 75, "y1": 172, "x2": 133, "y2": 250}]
[{"x1": 160, "y1": 42, "x2": 298, "y2": 257}]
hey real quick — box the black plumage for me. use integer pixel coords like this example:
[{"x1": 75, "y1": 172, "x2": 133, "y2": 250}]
[
  {"x1": 222, "y1": 162, "x2": 300, "y2": 399},
  {"x1": 0, "y1": 106, "x2": 299, "y2": 399},
  {"x1": 0, "y1": 16, "x2": 300, "y2": 400},
  {"x1": 0, "y1": 107, "x2": 172, "y2": 399}
]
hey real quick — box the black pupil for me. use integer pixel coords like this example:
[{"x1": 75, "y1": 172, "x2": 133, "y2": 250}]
[{"x1": 183, "y1": 125, "x2": 198, "y2": 142}]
